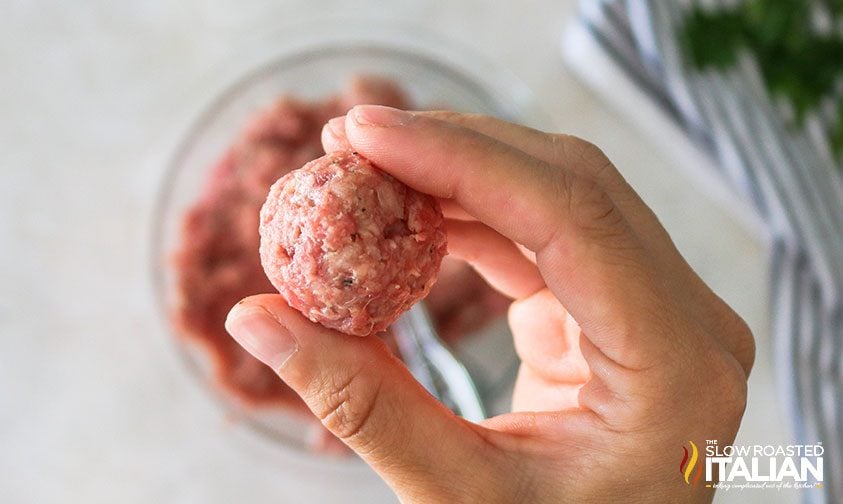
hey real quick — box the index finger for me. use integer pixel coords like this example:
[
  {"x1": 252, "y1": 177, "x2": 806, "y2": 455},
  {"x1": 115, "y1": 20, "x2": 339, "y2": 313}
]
[
  {"x1": 345, "y1": 106, "x2": 562, "y2": 252},
  {"x1": 344, "y1": 105, "x2": 676, "y2": 370}
]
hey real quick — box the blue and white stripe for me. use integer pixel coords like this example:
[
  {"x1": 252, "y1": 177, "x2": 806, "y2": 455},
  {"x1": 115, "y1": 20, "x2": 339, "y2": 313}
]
[{"x1": 571, "y1": 1, "x2": 843, "y2": 502}]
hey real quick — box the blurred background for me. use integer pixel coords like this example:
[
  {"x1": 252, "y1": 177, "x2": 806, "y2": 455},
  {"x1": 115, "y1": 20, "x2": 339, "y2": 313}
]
[{"x1": 5, "y1": 0, "x2": 832, "y2": 503}]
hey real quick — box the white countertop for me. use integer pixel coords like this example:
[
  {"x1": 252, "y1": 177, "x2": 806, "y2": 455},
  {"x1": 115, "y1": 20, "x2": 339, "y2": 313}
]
[{"x1": 0, "y1": 1, "x2": 788, "y2": 502}]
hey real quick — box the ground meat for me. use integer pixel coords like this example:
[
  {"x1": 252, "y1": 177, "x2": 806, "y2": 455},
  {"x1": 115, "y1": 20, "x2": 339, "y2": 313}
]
[
  {"x1": 172, "y1": 77, "x2": 412, "y2": 410},
  {"x1": 259, "y1": 151, "x2": 447, "y2": 336},
  {"x1": 425, "y1": 256, "x2": 511, "y2": 342},
  {"x1": 171, "y1": 76, "x2": 507, "y2": 443}
]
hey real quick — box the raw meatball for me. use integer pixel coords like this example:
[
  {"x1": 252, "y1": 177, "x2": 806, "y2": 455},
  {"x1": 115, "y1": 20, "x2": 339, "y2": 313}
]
[
  {"x1": 173, "y1": 77, "x2": 412, "y2": 408},
  {"x1": 260, "y1": 150, "x2": 447, "y2": 336},
  {"x1": 173, "y1": 76, "x2": 502, "y2": 420}
]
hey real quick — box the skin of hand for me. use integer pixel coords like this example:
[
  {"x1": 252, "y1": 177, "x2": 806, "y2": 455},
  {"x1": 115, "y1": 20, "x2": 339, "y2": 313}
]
[{"x1": 225, "y1": 106, "x2": 756, "y2": 503}]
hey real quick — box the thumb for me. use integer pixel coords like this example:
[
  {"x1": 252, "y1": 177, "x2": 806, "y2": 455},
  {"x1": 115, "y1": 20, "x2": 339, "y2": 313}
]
[{"x1": 225, "y1": 294, "x2": 502, "y2": 501}]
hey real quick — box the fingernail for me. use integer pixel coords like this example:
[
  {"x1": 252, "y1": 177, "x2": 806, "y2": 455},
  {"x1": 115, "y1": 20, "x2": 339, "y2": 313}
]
[
  {"x1": 327, "y1": 116, "x2": 346, "y2": 136},
  {"x1": 225, "y1": 305, "x2": 298, "y2": 370},
  {"x1": 352, "y1": 105, "x2": 413, "y2": 127}
]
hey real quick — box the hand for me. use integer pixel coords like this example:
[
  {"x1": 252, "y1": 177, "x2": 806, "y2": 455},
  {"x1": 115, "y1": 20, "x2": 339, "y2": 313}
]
[{"x1": 225, "y1": 106, "x2": 755, "y2": 503}]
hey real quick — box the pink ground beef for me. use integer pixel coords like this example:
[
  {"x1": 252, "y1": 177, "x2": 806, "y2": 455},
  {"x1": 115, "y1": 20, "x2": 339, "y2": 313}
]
[
  {"x1": 172, "y1": 76, "x2": 508, "y2": 428},
  {"x1": 173, "y1": 77, "x2": 411, "y2": 410},
  {"x1": 260, "y1": 151, "x2": 447, "y2": 336}
]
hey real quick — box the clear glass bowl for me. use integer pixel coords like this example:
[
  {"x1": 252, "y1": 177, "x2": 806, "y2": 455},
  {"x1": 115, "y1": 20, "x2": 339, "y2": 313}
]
[{"x1": 152, "y1": 28, "x2": 542, "y2": 460}]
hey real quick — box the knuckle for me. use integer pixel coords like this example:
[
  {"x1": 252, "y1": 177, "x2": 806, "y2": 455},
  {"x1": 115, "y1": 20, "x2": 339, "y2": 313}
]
[
  {"x1": 711, "y1": 356, "x2": 749, "y2": 425},
  {"x1": 564, "y1": 174, "x2": 628, "y2": 243},
  {"x1": 556, "y1": 135, "x2": 613, "y2": 169},
  {"x1": 310, "y1": 368, "x2": 382, "y2": 441},
  {"x1": 554, "y1": 135, "x2": 628, "y2": 193},
  {"x1": 727, "y1": 376, "x2": 749, "y2": 422},
  {"x1": 718, "y1": 346, "x2": 749, "y2": 397},
  {"x1": 569, "y1": 136, "x2": 609, "y2": 165},
  {"x1": 689, "y1": 344, "x2": 749, "y2": 426},
  {"x1": 722, "y1": 312, "x2": 756, "y2": 375}
]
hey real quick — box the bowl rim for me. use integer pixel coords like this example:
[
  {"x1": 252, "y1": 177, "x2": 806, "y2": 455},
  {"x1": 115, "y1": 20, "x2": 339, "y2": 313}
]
[{"x1": 150, "y1": 23, "x2": 539, "y2": 467}]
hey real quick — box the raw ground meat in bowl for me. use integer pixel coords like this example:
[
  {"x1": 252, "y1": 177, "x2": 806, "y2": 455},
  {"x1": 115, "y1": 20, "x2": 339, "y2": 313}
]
[{"x1": 154, "y1": 39, "x2": 540, "y2": 456}]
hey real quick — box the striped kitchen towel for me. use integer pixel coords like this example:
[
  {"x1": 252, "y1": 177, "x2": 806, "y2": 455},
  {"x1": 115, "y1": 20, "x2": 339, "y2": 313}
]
[{"x1": 563, "y1": 1, "x2": 843, "y2": 503}]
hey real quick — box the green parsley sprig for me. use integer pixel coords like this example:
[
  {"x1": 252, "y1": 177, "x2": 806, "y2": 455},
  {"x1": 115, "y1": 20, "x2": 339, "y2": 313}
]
[{"x1": 680, "y1": 0, "x2": 843, "y2": 165}]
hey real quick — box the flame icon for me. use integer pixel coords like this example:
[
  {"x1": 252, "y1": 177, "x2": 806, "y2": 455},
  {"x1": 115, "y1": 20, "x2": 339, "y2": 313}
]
[{"x1": 680, "y1": 441, "x2": 703, "y2": 485}]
